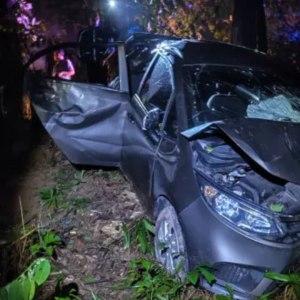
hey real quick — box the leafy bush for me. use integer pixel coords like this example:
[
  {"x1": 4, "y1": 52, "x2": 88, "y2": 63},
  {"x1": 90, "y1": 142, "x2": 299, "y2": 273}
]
[
  {"x1": 30, "y1": 230, "x2": 61, "y2": 256},
  {"x1": 265, "y1": 272, "x2": 300, "y2": 300},
  {"x1": 39, "y1": 188, "x2": 63, "y2": 210},
  {"x1": 122, "y1": 218, "x2": 155, "y2": 255},
  {"x1": 0, "y1": 258, "x2": 51, "y2": 300}
]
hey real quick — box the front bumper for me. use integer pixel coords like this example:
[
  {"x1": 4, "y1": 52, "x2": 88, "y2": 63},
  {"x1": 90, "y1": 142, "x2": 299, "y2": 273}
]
[{"x1": 178, "y1": 196, "x2": 300, "y2": 299}]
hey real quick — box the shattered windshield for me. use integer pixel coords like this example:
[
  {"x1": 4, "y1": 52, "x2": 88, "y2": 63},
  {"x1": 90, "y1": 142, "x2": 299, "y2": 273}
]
[{"x1": 183, "y1": 65, "x2": 300, "y2": 127}]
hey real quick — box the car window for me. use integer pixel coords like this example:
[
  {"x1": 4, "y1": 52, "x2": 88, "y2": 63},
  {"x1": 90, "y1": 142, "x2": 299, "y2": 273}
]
[
  {"x1": 183, "y1": 65, "x2": 300, "y2": 128},
  {"x1": 27, "y1": 45, "x2": 120, "y2": 90},
  {"x1": 139, "y1": 56, "x2": 173, "y2": 112}
]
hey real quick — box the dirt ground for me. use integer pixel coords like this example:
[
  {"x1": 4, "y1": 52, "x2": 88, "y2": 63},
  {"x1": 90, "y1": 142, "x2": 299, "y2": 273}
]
[
  {"x1": 0, "y1": 128, "x2": 147, "y2": 300},
  {"x1": 37, "y1": 147, "x2": 146, "y2": 300}
]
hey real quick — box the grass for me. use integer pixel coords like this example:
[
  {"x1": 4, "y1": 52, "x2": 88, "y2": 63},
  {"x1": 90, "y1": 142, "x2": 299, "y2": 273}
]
[
  {"x1": 39, "y1": 188, "x2": 63, "y2": 210},
  {"x1": 121, "y1": 218, "x2": 155, "y2": 255},
  {"x1": 119, "y1": 217, "x2": 299, "y2": 300}
]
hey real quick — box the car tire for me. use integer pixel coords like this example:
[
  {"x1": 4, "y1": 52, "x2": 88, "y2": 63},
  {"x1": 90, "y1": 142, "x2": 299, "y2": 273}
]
[{"x1": 154, "y1": 199, "x2": 188, "y2": 281}]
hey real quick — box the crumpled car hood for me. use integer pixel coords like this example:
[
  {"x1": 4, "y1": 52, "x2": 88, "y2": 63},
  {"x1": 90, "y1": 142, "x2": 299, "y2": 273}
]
[{"x1": 181, "y1": 118, "x2": 300, "y2": 185}]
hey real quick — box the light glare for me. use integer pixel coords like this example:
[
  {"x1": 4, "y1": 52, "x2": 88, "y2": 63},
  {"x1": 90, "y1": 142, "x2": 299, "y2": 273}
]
[{"x1": 109, "y1": 0, "x2": 116, "y2": 7}]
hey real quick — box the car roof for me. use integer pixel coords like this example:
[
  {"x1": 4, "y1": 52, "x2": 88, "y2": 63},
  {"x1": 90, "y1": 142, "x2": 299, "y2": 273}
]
[
  {"x1": 126, "y1": 34, "x2": 290, "y2": 71},
  {"x1": 163, "y1": 39, "x2": 281, "y2": 70}
]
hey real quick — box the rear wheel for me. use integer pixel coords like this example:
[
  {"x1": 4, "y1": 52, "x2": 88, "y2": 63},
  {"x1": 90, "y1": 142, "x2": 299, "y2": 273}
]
[{"x1": 154, "y1": 202, "x2": 188, "y2": 281}]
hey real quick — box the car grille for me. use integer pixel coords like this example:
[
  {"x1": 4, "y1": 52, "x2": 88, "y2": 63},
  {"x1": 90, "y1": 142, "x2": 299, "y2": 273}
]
[{"x1": 212, "y1": 263, "x2": 264, "y2": 292}]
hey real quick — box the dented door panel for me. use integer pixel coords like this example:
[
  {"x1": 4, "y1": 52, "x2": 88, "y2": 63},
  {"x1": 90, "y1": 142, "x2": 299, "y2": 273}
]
[{"x1": 28, "y1": 78, "x2": 129, "y2": 166}]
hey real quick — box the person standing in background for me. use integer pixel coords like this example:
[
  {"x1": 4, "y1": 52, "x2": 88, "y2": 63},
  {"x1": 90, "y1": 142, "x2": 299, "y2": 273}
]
[
  {"x1": 78, "y1": 12, "x2": 116, "y2": 85},
  {"x1": 52, "y1": 49, "x2": 75, "y2": 80}
]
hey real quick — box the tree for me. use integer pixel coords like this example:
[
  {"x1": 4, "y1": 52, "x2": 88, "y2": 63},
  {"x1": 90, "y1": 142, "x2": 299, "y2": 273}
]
[
  {"x1": 264, "y1": 0, "x2": 300, "y2": 65},
  {"x1": 133, "y1": 0, "x2": 232, "y2": 41},
  {"x1": 231, "y1": 0, "x2": 267, "y2": 52},
  {"x1": 33, "y1": 0, "x2": 92, "y2": 43}
]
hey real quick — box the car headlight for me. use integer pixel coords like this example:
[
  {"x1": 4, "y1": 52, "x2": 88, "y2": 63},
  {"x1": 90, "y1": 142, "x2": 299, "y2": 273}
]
[{"x1": 203, "y1": 186, "x2": 279, "y2": 235}]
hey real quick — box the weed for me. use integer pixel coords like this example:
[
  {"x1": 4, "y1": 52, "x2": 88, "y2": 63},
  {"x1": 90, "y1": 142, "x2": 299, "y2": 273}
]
[
  {"x1": 55, "y1": 169, "x2": 88, "y2": 195},
  {"x1": 69, "y1": 198, "x2": 93, "y2": 213},
  {"x1": 187, "y1": 264, "x2": 216, "y2": 285},
  {"x1": 108, "y1": 170, "x2": 122, "y2": 180},
  {"x1": 98, "y1": 169, "x2": 106, "y2": 177},
  {"x1": 215, "y1": 287, "x2": 273, "y2": 300},
  {"x1": 72, "y1": 170, "x2": 87, "y2": 191},
  {"x1": 116, "y1": 259, "x2": 208, "y2": 300},
  {"x1": 39, "y1": 188, "x2": 63, "y2": 210},
  {"x1": 30, "y1": 230, "x2": 61, "y2": 256},
  {"x1": 118, "y1": 258, "x2": 276, "y2": 300},
  {"x1": 91, "y1": 291, "x2": 103, "y2": 300},
  {"x1": 54, "y1": 288, "x2": 80, "y2": 300},
  {"x1": 0, "y1": 258, "x2": 51, "y2": 300},
  {"x1": 122, "y1": 218, "x2": 155, "y2": 255},
  {"x1": 265, "y1": 272, "x2": 300, "y2": 300},
  {"x1": 54, "y1": 278, "x2": 80, "y2": 300},
  {"x1": 215, "y1": 285, "x2": 235, "y2": 300}
]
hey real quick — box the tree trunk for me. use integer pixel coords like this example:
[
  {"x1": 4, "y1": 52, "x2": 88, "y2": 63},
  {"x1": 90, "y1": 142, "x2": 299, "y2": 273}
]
[{"x1": 231, "y1": 0, "x2": 267, "y2": 52}]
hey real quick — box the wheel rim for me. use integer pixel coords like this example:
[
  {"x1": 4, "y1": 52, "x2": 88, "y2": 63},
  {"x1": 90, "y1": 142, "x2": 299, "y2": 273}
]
[{"x1": 155, "y1": 218, "x2": 187, "y2": 280}]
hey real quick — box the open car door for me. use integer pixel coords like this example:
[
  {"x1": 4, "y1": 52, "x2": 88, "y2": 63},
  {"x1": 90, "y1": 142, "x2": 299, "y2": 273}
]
[{"x1": 24, "y1": 42, "x2": 129, "y2": 167}]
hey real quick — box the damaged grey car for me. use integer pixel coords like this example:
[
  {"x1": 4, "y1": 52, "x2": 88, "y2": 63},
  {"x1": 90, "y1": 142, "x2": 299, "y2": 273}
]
[{"x1": 23, "y1": 34, "x2": 300, "y2": 299}]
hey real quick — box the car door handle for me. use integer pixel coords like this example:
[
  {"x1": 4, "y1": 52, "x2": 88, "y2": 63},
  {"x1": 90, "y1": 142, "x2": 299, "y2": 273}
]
[{"x1": 127, "y1": 112, "x2": 135, "y2": 124}]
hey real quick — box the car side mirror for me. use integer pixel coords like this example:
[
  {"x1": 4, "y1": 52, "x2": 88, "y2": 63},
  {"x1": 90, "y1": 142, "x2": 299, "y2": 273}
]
[{"x1": 142, "y1": 108, "x2": 162, "y2": 131}]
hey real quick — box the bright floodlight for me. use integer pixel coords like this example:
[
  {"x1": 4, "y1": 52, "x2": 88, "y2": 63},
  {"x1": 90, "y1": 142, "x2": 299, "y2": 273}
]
[{"x1": 109, "y1": 0, "x2": 115, "y2": 7}]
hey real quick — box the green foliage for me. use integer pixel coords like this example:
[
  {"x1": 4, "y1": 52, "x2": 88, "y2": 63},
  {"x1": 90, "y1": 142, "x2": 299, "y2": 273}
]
[
  {"x1": 117, "y1": 259, "x2": 216, "y2": 300},
  {"x1": 30, "y1": 230, "x2": 61, "y2": 256},
  {"x1": 122, "y1": 218, "x2": 155, "y2": 255},
  {"x1": 132, "y1": 0, "x2": 232, "y2": 41},
  {"x1": 91, "y1": 291, "x2": 103, "y2": 300},
  {"x1": 54, "y1": 288, "x2": 80, "y2": 300},
  {"x1": 56, "y1": 168, "x2": 89, "y2": 195},
  {"x1": 122, "y1": 223, "x2": 131, "y2": 250},
  {"x1": 55, "y1": 292, "x2": 80, "y2": 300},
  {"x1": 187, "y1": 264, "x2": 216, "y2": 286},
  {"x1": 265, "y1": 272, "x2": 300, "y2": 299},
  {"x1": 72, "y1": 170, "x2": 87, "y2": 191},
  {"x1": 215, "y1": 285, "x2": 235, "y2": 300},
  {"x1": 97, "y1": 169, "x2": 122, "y2": 180},
  {"x1": 53, "y1": 278, "x2": 81, "y2": 300},
  {"x1": 56, "y1": 168, "x2": 75, "y2": 196},
  {"x1": 70, "y1": 198, "x2": 93, "y2": 212},
  {"x1": 84, "y1": 277, "x2": 96, "y2": 283},
  {"x1": 39, "y1": 188, "x2": 63, "y2": 210},
  {"x1": 108, "y1": 170, "x2": 122, "y2": 180},
  {"x1": 0, "y1": 258, "x2": 51, "y2": 300},
  {"x1": 117, "y1": 259, "x2": 186, "y2": 299}
]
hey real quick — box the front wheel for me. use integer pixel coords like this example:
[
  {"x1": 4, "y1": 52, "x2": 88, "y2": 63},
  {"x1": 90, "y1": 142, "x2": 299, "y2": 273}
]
[{"x1": 154, "y1": 203, "x2": 188, "y2": 281}]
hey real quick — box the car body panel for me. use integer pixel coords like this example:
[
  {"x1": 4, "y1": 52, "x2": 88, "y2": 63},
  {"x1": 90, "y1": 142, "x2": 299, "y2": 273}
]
[
  {"x1": 121, "y1": 103, "x2": 157, "y2": 208},
  {"x1": 24, "y1": 42, "x2": 130, "y2": 167},
  {"x1": 151, "y1": 58, "x2": 201, "y2": 213},
  {"x1": 28, "y1": 78, "x2": 129, "y2": 166},
  {"x1": 173, "y1": 40, "x2": 293, "y2": 73},
  {"x1": 179, "y1": 196, "x2": 300, "y2": 298}
]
